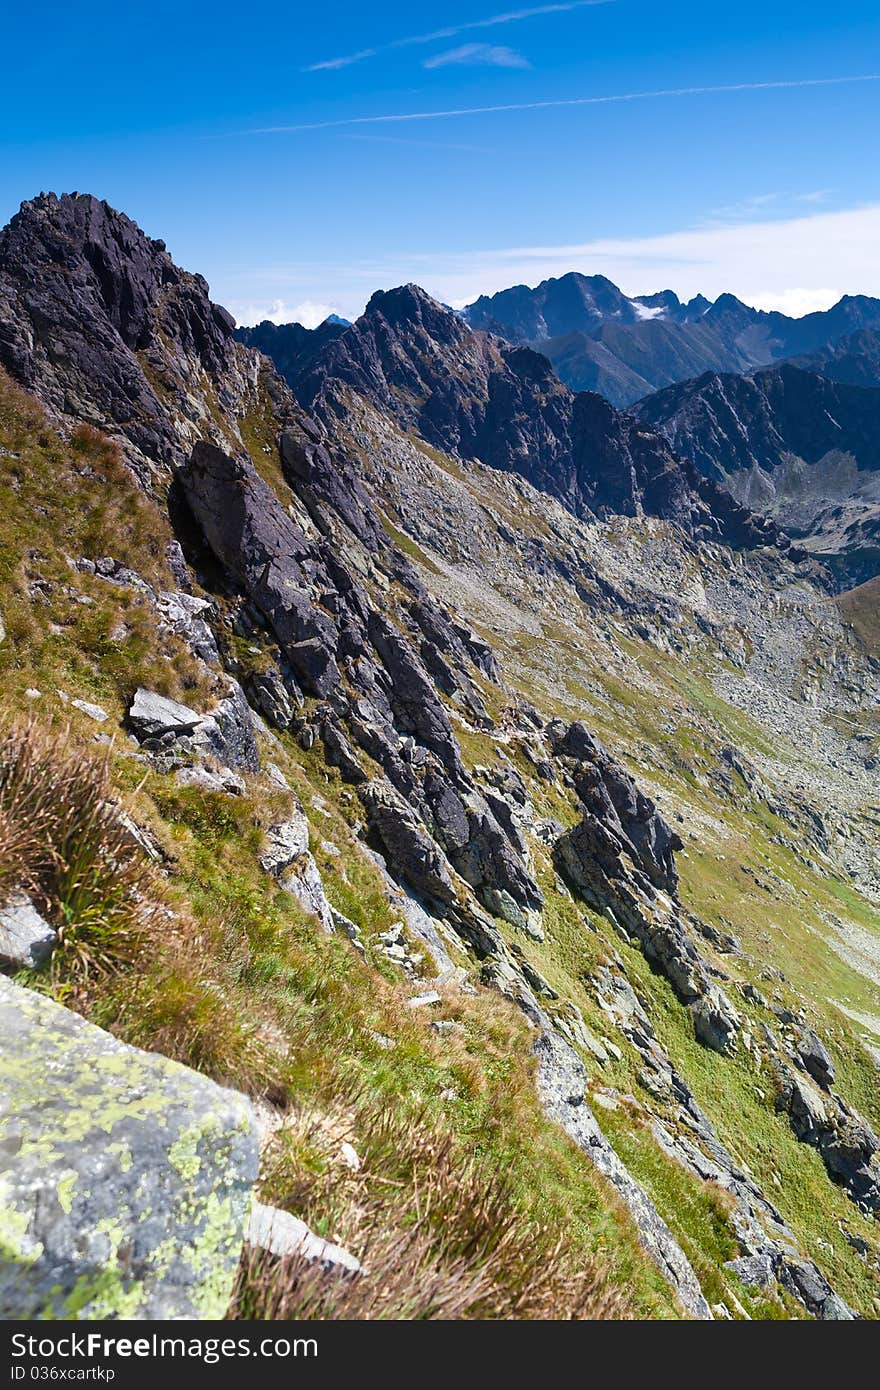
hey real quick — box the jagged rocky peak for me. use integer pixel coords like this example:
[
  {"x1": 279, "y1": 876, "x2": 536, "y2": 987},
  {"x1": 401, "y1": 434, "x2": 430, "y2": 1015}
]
[
  {"x1": 278, "y1": 279, "x2": 790, "y2": 552},
  {"x1": 465, "y1": 271, "x2": 643, "y2": 341},
  {"x1": 0, "y1": 191, "x2": 259, "y2": 475},
  {"x1": 235, "y1": 315, "x2": 347, "y2": 388}
]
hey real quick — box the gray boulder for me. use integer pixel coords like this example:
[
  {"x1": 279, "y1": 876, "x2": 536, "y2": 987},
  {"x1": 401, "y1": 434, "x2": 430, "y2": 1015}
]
[
  {"x1": 0, "y1": 897, "x2": 57, "y2": 969},
  {"x1": 260, "y1": 813, "x2": 311, "y2": 877},
  {"x1": 175, "y1": 765, "x2": 245, "y2": 796},
  {"x1": 259, "y1": 811, "x2": 335, "y2": 934},
  {"x1": 127, "y1": 682, "x2": 258, "y2": 774},
  {"x1": 797, "y1": 1028, "x2": 835, "y2": 1089},
  {"x1": 690, "y1": 987, "x2": 741, "y2": 1056},
  {"x1": 127, "y1": 688, "x2": 203, "y2": 739},
  {"x1": 0, "y1": 976, "x2": 258, "y2": 1319}
]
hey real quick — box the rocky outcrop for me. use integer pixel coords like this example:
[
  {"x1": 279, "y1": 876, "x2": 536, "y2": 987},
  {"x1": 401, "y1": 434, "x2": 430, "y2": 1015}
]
[
  {"x1": 127, "y1": 683, "x2": 259, "y2": 773},
  {"x1": 776, "y1": 1067, "x2": 880, "y2": 1213},
  {"x1": 548, "y1": 720, "x2": 682, "y2": 893},
  {"x1": 178, "y1": 440, "x2": 544, "y2": 938},
  {"x1": 0, "y1": 975, "x2": 258, "y2": 1319},
  {"x1": 0, "y1": 193, "x2": 267, "y2": 478},
  {"x1": 547, "y1": 719, "x2": 739, "y2": 1053},
  {"x1": 259, "y1": 808, "x2": 337, "y2": 935}
]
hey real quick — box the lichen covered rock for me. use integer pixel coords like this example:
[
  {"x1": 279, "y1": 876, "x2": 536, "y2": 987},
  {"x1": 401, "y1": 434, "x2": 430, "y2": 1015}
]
[{"x1": 0, "y1": 976, "x2": 259, "y2": 1319}]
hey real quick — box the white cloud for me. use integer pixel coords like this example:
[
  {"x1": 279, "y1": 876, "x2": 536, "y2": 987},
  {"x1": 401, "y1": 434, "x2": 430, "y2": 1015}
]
[
  {"x1": 219, "y1": 202, "x2": 880, "y2": 324},
  {"x1": 303, "y1": 2, "x2": 610, "y2": 72},
  {"x1": 744, "y1": 288, "x2": 843, "y2": 316},
  {"x1": 405, "y1": 203, "x2": 880, "y2": 309},
  {"x1": 424, "y1": 43, "x2": 530, "y2": 69},
  {"x1": 230, "y1": 297, "x2": 338, "y2": 328}
]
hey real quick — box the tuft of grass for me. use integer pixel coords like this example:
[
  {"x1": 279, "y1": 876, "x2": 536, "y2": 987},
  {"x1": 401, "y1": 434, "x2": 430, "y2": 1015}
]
[
  {"x1": 229, "y1": 1087, "x2": 628, "y2": 1321},
  {"x1": 0, "y1": 719, "x2": 158, "y2": 985}
]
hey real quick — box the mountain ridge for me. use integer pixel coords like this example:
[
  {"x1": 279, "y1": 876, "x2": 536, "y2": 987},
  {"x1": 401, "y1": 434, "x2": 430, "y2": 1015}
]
[
  {"x1": 460, "y1": 271, "x2": 880, "y2": 407},
  {"x1": 241, "y1": 280, "x2": 790, "y2": 555},
  {"x1": 635, "y1": 363, "x2": 880, "y2": 585},
  {"x1": 1, "y1": 192, "x2": 879, "y2": 1322}
]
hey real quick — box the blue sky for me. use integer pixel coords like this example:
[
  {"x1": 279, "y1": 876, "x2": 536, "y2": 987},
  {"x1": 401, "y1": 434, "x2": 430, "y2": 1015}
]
[{"x1": 3, "y1": 1, "x2": 880, "y2": 324}]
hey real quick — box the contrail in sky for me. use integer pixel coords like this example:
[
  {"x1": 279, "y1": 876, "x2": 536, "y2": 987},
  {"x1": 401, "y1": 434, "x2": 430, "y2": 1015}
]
[
  {"x1": 304, "y1": 1, "x2": 612, "y2": 71},
  {"x1": 248, "y1": 73, "x2": 880, "y2": 134}
]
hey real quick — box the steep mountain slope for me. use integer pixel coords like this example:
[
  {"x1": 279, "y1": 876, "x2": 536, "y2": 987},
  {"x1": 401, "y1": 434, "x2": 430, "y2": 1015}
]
[
  {"x1": 269, "y1": 283, "x2": 785, "y2": 552},
  {"x1": 461, "y1": 273, "x2": 880, "y2": 408},
  {"x1": 789, "y1": 328, "x2": 880, "y2": 389},
  {"x1": 1, "y1": 193, "x2": 880, "y2": 1321},
  {"x1": 635, "y1": 365, "x2": 880, "y2": 586}
]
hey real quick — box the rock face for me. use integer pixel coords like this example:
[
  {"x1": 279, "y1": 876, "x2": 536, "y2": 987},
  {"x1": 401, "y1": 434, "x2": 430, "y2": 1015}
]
[
  {"x1": 635, "y1": 364, "x2": 880, "y2": 585},
  {"x1": 0, "y1": 976, "x2": 259, "y2": 1319},
  {"x1": 178, "y1": 439, "x2": 543, "y2": 938},
  {"x1": 268, "y1": 284, "x2": 786, "y2": 551},
  {"x1": 461, "y1": 272, "x2": 880, "y2": 408},
  {"x1": 0, "y1": 193, "x2": 269, "y2": 479}
]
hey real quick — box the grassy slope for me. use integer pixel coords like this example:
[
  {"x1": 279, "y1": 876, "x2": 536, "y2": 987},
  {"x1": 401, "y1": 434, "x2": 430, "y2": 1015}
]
[
  {"x1": 386, "y1": 447, "x2": 880, "y2": 1317},
  {"x1": 507, "y1": 637, "x2": 880, "y2": 1315},
  {"x1": 4, "y1": 363, "x2": 879, "y2": 1316},
  {"x1": 837, "y1": 576, "x2": 880, "y2": 656},
  {"x1": 0, "y1": 369, "x2": 675, "y2": 1319}
]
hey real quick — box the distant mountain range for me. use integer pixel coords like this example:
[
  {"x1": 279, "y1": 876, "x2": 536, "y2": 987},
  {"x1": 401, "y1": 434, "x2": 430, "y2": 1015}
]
[
  {"x1": 634, "y1": 364, "x2": 880, "y2": 586},
  {"x1": 236, "y1": 276, "x2": 880, "y2": 586},
  {"x1": 460, "y1": 272, "x2": 880, "y2": 408}
]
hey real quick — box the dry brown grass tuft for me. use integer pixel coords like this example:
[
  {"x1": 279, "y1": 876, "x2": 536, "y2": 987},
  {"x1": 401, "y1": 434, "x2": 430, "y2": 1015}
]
[
  {"x1": 229, "y1": 1085, "x2": 629, "y2": 1321},
  {"x1": 69, "y1": 421, "x2": 123, "y2": 467},
  {"x1": 0, "y1": 718, "x2": 159, "y2": 984}
]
